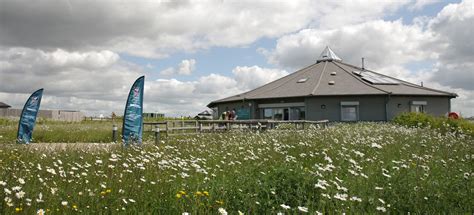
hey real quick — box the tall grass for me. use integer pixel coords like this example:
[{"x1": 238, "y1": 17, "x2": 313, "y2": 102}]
[{"x1": 0, "y1": 123, "x2": 472, "y2": 214}]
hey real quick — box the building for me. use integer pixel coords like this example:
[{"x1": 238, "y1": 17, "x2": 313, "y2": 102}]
[
  {"x1": 143, "y1": 112, "x2": 165, "y2": 119},
  {"x1": 0, "y1": 102, "x2": 84, "y2": 122},
  {"x1": 0, "y1": 102, "x2": 11, "y2": 109},
  {"x1": 208, "y1": 47, "x2": 457, "y2": 122}
]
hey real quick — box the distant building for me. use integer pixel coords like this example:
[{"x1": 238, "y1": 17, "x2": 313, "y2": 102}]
[
  {"x1": 208, "y1": 47, "x2": 457, "y2": 122},
  {"x1": 143, "y1": 112, "x2": 165, "y2": 118},
  {"x1": 0, "y1": 102, "x2": 84, "y2": 122},
  {"x1": 0, "y1": 102, "x2": 11, "y2": 109}
]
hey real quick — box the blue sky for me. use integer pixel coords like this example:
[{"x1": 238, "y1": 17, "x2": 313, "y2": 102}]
[
  {"x1": 123, "y1": 0, "x2": 460, "y2": 81},
  {"x1": 0, "y1": 0, "x2": 472, "y2": 117}
]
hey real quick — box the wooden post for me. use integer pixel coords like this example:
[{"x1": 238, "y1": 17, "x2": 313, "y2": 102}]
[
  {"x1": 199, "y1": 123, "x2": 203, "y2": 133},
  {"x1": 154, "y1": 125, "x2": 160, "y2": 145},
  {"x1": 166, "y1": 121, "x2": 169, "y2": 137},
  {"x1": 212, "y1": 123, "x2": 216, "y2": 132},
  {"x1": 112, "y1": 124, "x2": 118, "y2": 143},
  {"x1": 195, "y1": 121, "x2": 199, "y2": 133}
]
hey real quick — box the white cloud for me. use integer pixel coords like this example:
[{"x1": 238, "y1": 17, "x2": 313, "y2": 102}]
[
  {"x1": 0, "y1": 48, "x2": 137, "y2": 97},
  {"x1": 264, "y1": 20, "x2": 433, "y2": 70},
  {"x1": 178, "y1": 59, "x2": 196, "y2": 75},
  {"x1": 0, "y1": 0, "x2": 319, "y2": 58},
  {"x1": 427, "y1": 0, "x2": 474, "y2": 90},
  {"x1": 0, "y1": 47, "x2": 284, "y2": 116},
  {"x1": 232, "y1": 66, "x2": 288, "y2": 90},
  {"x1": 0, "y1": 0, "x2": 420, "y2": 58},
  {"x1": 160, "y1": 59, "x2": 196, "y2": 76}
]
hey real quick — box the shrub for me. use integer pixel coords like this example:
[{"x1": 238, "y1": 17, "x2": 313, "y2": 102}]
[{"x1": 392, "y1": 112, "x2": 474, "y2": 136}]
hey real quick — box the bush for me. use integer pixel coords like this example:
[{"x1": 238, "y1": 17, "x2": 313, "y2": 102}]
[{"x1": 392, "y1": 112, "x2": 474, "y2": 136}]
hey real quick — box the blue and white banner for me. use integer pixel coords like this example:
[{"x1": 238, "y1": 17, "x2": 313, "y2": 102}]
[
  {"x1": 122, "y1": 76, "x2": 144, "y2": 146},
  {"x1": 17, "y1": 88, "x2": 43, "y2": 144}
]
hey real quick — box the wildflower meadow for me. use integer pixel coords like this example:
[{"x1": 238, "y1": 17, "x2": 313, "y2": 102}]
[{"x1": 0, "y1": 121, "x2": 472, "y2": 214}]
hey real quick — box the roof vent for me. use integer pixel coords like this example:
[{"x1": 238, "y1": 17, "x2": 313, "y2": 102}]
[
  {"x1": 317, "y1": 46, "x2": 342, "y2": 63},
  {"x1": 330, "y1": 72, "x2": 336, "y2": 76},
  {"x1": 297, "y1": 78, "x2": 308, "y2": 83},
  {"x1": 328, "y1": 81, "x2": 335, "y2": 85},
  {"x1": 352, "y1": 71, "x2": 362, "y2": 76}
]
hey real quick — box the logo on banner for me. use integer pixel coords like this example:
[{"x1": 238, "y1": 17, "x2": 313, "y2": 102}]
[
  {"x1": 133, "y1": 87, "x2": 140, "y2": 98},
  {"x1": 30, "y1": 97, "x2": 39, "y2": 105}
]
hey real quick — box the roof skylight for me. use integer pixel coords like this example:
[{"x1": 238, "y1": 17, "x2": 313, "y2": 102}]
[{"x1": 297, "y1": 78, "x2": 308, "y2": 83}]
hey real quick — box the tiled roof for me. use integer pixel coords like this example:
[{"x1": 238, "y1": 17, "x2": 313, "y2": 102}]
[{"x1": 208, "y1": 48, "x2": 456, "y2": 106}]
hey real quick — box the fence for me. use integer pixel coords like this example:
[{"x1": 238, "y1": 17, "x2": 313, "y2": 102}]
[{"x1": 143, "y1": 119, "x2": 329, "y2": 136}]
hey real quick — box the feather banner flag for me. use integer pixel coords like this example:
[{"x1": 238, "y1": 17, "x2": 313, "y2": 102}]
[
  {"x1": 122, "y1": 76, "x2": 145, "y2": 146},
  {"x1": 17, "y1": 88, "x2": 43, "y2": 144}
]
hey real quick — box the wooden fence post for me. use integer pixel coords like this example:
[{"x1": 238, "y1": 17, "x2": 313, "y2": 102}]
[{"x1": 154, "y1": 125, "x2": 160, "y2": 145}]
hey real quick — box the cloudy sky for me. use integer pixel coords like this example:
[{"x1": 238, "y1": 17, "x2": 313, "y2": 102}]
[{"x1": 0, "y1": 0, "x2": 473, "y2": 117}]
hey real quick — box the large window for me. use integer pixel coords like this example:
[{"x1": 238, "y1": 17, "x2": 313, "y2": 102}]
[
  {"x1": 260, "y1": 107, "x2": 305, "y2": 120},
  {"x1": 341, "y1": 101, "x2": 359, "y2": 121},
  {"x1": 290, "y1": 107, "x2": 305, "y2": 120},
  {"x1": 273, "y1": 108, "x2": 283, "y2": 120},
  {"x1": 263, "y1": 108, "x2": 273, "y2": 119},
  {"x1": 411, "y1": 101, "x2": 427, "y2": 113}
]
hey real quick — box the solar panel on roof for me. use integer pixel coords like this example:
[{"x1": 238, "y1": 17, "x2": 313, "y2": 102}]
[{"x1": 359, "y1": 72, "x2": 399, "y2": 85}]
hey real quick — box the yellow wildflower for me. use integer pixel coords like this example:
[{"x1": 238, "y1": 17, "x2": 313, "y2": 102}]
[
  {"x1": 106, "y1": 189, "x2": 112, "y2": 193},
  {"x1": 215, "y1": 200, "x2": 224, "y2": 205},
  {"x1": 73, "y1": 204, "x2": 78, "y2": 209},
  {"x1": 195, "y1": 191, "x2": 203, "y2": 196},
  {"x1": 176, "y1": 193, "x2": 182, "y2": 199},
  {"x1": 15, "y1": 207, "x2": 22, "y2": 212},
  {"x1": 100, "y1": 191, "x2": 107, "y2": 196},
  {"x1": 203, "y1": 191, "x2": 209, "y2": 196},
  {"x1": 179, "y1": 190, "x2": 186, "y2": 195}
]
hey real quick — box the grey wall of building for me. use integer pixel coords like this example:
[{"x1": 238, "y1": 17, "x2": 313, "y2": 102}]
[
  {"x1": 305, "y1": 96, "x2": 387, "y2": 121},
  {"x1": 211, "y1": 95, "x2": 452, "y2": 121},
  {"x1": 386, "y1": 96, "x2": 451, "y2": 120}
]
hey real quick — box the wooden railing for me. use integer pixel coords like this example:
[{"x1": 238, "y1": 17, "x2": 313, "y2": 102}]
[{"x1": 143, "y1": 119, "x2": 329, "y2": 136}]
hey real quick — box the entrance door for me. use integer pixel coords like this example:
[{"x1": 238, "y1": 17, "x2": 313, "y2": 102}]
[{"x1": 283, "y1": 108, "x2": 289, "y2": 120}]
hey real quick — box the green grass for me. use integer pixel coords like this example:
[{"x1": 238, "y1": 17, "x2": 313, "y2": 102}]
[
  {"x1": 0, "y1": 122, "x2": 472, "y2": 214},
  {"x1": 0, "y1": 118, "x2": 158, "y2": 143}
]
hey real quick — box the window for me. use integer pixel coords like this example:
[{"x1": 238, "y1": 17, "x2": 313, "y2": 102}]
[
  {"x1": 273, "y1": 108, "x2": 283, "y2": 120},
  {"x1": 261, "y1": 107, "x2": 305, "y2": 120},
  {"x1": 290, "y1": 107, "x2": 305, "y2": 120},
  {"x1": 410, "y1": 101, "x2": 427, "y2": 113},
  {"x1": 263, "y1": 108, "x2": 272, "y2": 119},
  {"x1": 341, "y1": 101, "x2": 359, "y2": 121},
  {"x1": 297, "y1": 78, "x2": 308, "y2": 83}
]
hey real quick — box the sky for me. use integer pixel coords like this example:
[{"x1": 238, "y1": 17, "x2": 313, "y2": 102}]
[{"x1": 0, "y1": 0, "x2": 473, "y2": 117}]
